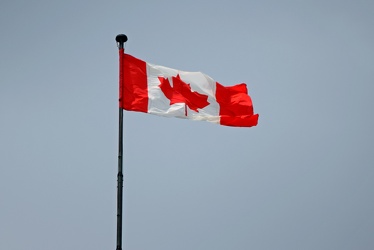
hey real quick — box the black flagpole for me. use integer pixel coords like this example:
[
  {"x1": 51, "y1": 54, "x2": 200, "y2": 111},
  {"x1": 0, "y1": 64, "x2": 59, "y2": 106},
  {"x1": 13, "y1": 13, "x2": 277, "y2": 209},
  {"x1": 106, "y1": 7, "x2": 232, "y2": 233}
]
[{"x1": 115, "y1": 34, "x2": 128, "y2": 250}]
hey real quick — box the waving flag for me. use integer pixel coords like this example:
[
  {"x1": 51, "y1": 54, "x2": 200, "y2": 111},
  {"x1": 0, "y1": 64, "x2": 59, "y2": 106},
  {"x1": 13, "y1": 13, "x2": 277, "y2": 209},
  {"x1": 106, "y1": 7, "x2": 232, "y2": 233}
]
[{"x1": 119, "y1": 51, "x2": 259, "y2": 127}]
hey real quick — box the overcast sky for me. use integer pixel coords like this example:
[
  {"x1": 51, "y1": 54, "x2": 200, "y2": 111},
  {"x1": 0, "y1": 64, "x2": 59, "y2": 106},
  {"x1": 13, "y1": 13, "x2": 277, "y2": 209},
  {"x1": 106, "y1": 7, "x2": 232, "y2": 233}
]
[{"x1": 1, "y1": 0, "x2": 374, "y2": 249}]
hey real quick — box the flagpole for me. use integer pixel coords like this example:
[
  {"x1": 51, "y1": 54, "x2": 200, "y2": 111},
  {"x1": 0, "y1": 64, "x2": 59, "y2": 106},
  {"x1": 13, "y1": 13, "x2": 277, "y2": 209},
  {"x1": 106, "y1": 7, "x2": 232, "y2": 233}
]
[{"x1": 115, "y1": 34, "x2": 128, "y2": 250}]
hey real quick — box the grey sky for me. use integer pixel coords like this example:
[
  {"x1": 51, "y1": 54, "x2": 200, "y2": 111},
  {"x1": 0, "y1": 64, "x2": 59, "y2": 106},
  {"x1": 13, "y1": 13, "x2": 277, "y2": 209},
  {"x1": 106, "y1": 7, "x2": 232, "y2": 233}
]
[{"x1": 1, "y1": 0, "x2": 374, "y2": 249}]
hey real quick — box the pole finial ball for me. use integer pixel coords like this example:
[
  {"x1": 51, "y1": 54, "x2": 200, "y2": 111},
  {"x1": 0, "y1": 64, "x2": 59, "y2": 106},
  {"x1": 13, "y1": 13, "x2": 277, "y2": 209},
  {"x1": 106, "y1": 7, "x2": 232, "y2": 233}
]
[{"x1": 116, "y1": 34, "x2": 128, "y2": 44}]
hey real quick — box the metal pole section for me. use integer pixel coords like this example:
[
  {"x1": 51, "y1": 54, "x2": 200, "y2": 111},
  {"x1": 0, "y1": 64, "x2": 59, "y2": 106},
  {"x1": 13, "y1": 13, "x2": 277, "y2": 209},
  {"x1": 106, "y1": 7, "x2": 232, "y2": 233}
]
[{"x1": 115, "y1": 34, "x2": 128, "y2": 250}]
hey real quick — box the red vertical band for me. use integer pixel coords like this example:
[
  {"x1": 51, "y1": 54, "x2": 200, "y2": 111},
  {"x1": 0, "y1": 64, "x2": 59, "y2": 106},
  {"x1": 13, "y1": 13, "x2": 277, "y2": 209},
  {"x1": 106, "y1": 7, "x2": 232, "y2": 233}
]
[
  {"x1": 216, "y1": 82, "x2": 259, "y2": 127},
  {"x1": 118, "y1": 48, "x2": 124, "y2": 108},
  {"x1": 120, "y1": 54, "x2": 148, "y2": 113}
]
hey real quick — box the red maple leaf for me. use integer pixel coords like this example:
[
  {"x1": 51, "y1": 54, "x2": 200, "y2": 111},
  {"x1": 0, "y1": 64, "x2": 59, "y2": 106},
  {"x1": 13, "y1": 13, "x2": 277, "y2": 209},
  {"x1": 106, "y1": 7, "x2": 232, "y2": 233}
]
[{"x1": 158, "y1": 74, "x2": 210, "y2": 115}]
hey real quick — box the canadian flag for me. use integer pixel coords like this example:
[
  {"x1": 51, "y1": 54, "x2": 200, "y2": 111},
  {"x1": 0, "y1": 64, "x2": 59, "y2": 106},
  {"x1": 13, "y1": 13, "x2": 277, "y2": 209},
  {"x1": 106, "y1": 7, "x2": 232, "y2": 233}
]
[{"x1": 119, "y1": 50, "x2": 259, "y2": 127}]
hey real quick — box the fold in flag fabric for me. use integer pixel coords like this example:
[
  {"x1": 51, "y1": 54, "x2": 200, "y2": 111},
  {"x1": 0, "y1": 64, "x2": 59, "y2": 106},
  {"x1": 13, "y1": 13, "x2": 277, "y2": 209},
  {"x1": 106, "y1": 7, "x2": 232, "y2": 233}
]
[{"x1": 119, "y1": 51, "x2": 259, "y2": 127}]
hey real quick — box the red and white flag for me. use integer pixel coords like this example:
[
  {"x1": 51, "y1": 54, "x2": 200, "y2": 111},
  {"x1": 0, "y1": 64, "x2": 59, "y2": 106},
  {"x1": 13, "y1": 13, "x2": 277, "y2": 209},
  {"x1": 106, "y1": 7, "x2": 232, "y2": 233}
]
[{"x1": 119, "y1": 51, "x2": 259, "y2": 127}]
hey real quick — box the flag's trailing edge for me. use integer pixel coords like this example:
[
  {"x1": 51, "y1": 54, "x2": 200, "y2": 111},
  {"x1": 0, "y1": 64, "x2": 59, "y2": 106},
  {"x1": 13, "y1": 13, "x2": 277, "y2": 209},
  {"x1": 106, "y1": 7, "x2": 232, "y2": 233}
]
[{"x1": 119, "y1": 50, "x2": 259, "y2": 127}]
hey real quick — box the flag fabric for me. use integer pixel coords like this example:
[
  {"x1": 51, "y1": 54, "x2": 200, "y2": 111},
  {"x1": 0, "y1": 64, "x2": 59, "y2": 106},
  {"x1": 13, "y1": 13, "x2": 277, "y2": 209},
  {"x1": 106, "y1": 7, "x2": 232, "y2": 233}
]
[{"x1": 119, "y1": 50, "x2": 259, "y2": 127}]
